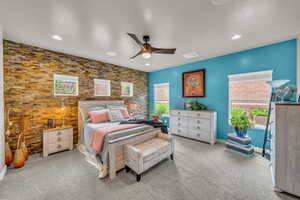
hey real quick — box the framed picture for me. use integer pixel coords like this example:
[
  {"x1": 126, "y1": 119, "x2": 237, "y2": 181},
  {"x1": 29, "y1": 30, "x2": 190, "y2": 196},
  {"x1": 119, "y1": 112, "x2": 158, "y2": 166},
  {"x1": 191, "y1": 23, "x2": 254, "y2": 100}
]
[
  {"x1": 121, "y1": 82, "x2": 133, "y2": 97},
  {"x1": 53, "y1": 74, "x2": 79, "y2": 96},
  {"x1": 94, "y1": 79, "x2": 111, "y2": 96},
  {"x1": 182, "y1": 69, "x2": 205, "y2": 97}
]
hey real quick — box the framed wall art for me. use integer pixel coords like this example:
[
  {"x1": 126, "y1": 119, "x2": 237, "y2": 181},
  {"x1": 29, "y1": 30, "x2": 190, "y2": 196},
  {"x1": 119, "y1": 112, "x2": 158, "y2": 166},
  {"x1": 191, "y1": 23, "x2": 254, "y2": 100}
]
[
  {"x1": 94, "y1": 79, "x2": 111, "y2": 96},
  {"x1": 182, "y1": 69, "x2": 205, "y2": 97},
  {"x1": 53, "y1": 74, "x2": 79, "y2": 96},
  {"x1": 121, "y1": 82, "x2": 133, "y2": 97}
]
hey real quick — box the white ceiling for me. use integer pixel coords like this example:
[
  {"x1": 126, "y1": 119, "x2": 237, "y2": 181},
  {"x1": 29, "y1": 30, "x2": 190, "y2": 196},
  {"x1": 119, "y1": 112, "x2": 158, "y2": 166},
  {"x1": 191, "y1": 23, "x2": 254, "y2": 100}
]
[{"x1": 0, "y1": 0, "x2": 300, "y2": 72}]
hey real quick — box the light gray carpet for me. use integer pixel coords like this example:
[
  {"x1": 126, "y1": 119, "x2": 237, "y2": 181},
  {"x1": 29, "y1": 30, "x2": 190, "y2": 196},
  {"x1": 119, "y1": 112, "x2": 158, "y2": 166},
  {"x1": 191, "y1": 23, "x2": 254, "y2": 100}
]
[{"x1": 0, "y1": 136, "x2": 299, "y2": 200}]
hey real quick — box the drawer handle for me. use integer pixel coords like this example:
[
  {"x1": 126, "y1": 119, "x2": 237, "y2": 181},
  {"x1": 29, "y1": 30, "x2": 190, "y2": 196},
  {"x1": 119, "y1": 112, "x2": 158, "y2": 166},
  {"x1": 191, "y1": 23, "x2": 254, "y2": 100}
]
[
  {"x1": 57, "y1": 137, "x2": 62, "y2": 142},
  {"x1": 197, "y1": 114, "x2": 201, "y2": 116},
  {"x1": 197, "y1": 126, "x2": 200, "y2": 129},
  {"x1": 197, "y1": 120, "x2": 201, "y2": 123},
  {"x1": 178, "y1": 118, "x2": 181, "y2": 120},
  {"x1": 178, "y1": 123, "x2": 181, "y2": 126},
  {"x1": 197, "y1": 133, "x2": 200, "y2": 137},
  {"x1": 57, "y1": 132, "x2": 62, "y2": 135},
  {"x1": 178, "y1": 129, "x2": 181, "y2": 132},
  {"x1": 57, "y1": 144, "x2": 62, "y2": 149},
  {"x1": 178, "y1": 112, "x2": 181, "y2": 114}
]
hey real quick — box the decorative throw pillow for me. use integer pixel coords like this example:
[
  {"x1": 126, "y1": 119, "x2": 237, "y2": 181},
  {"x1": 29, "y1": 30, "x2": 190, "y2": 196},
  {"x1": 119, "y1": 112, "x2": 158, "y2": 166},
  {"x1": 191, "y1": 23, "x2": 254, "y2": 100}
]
[
  {"x1": 86, "y1": 106, "x2": 106, "y2": 121},
  {"x1": 112, "y1": 108, "x2": 130, "y2": 119},
  {"x1": 108, "y1": 110, "x2": 124, "y2": 122},
  {"x1": 88, "y1": 109, "x2": 110, "y2": 123}
]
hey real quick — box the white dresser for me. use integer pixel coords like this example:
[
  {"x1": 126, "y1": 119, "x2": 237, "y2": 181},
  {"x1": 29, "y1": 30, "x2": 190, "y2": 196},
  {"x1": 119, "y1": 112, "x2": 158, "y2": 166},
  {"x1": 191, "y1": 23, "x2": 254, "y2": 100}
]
[
  {"x1": 43, "y1": 126, "x2": 73, "y2": 157},
  {"x1": 271, "y1": 103, "x2": 300, "y2": 197},
  {"x1": 170, "y1": 109, "x2": 217, "y2": 145}
]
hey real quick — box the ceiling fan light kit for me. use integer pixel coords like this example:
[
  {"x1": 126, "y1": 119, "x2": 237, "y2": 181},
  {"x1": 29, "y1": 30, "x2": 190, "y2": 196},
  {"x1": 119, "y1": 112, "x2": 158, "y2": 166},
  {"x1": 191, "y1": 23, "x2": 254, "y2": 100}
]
[{"x1": 127, "y1": 33, "x2": 176, "y2": 59}]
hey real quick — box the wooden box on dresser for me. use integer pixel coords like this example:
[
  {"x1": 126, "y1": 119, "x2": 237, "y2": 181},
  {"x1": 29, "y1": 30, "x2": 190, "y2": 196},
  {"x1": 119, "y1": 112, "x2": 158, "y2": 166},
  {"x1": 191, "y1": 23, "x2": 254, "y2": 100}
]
[
  {"x1": 43, "y1": 126, "x2": 73, "y2": 157},
  {"x1": 170, "y1": 109, "x2": 217, "y2": 145},
  {"x1": 271, "y1": 103, "x2": 300, "y2": 197}
]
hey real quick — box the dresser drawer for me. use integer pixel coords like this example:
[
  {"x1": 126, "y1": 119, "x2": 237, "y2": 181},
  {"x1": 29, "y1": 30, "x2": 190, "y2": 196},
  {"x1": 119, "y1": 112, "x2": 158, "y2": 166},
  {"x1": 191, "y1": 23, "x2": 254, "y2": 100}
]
[
  {"x1": 171, "y1": 127, "x2": 187, "y2": 137},
  {"x1": 48, "y1": 141, "x2": 70, "y2": 154},
  {"x1": 170, "y1": 118, "x2": 188, "y2": 128},
  {"x1": 170, "y1": 110, "x2": 189, "y2": 117},
  {"x1": 188, "y1": 119, "x2": 211, "y2": 132},
  {"x1": 189, "y1": 111, "x2": 211, "y2": 119},
  {"x1": 189, "y1": 130, "x2": 210, "y2": 142},
  {"x1": 48, "y1": 129, "x2": 71, "y2": 144}
]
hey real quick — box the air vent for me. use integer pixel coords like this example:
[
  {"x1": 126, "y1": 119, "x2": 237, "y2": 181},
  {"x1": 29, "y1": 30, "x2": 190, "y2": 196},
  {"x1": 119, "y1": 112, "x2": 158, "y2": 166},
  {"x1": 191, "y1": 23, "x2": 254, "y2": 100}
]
[{"x1": 183, "y1": 52, "x2": 199, "y2": 59}]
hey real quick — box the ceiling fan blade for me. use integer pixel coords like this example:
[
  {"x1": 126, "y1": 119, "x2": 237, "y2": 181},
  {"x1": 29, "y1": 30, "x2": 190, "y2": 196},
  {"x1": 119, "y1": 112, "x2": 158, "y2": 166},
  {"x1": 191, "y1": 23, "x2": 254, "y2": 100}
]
[
  {"x1": 130, "y1": 50, "x2": 142, "y2": 59},
  {"x1": 127, "y1": 33, "x2": 143, "y2": 47},
  {"x1": 151, "y1": 47, "x2": 176, "y2": 54}
]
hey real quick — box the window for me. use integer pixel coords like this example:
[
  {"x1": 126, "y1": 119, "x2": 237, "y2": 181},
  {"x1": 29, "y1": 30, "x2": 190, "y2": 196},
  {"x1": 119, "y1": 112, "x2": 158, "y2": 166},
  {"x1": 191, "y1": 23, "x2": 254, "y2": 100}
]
[
  {"x1": 228, "y1": 70, "x2": 272, "y2": 128},
  {"x1": 94, "y1": 79, "x2": 111, "y2": 96},
  {"x1": 154, "y1": 83, "x2": 169, "y2": 115},
  {"x1": 121, "y1": 82, "x2": 133, "y2": 97}
]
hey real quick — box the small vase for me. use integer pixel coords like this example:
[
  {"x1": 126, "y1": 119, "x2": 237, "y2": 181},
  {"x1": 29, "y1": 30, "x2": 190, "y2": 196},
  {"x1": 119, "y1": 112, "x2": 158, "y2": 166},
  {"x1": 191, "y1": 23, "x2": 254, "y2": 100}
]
[
  {"x1": 235, "y1": 128, "x2": 248, "y2": 138},
  {"x1": 5, "y1": 142, "x2": 13, "y2": 167},
  {"x1": 21, "y1": 134, "x2": 29, "y2": 161},
  {"x1": 13, "y1": 134, "x2": 26, "y2": 169}
]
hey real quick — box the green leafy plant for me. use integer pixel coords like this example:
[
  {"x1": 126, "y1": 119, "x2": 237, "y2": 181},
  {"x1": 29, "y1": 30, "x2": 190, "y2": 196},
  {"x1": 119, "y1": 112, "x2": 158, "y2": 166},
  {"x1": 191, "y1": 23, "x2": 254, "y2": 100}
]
[
  {"x1": 252, "y1": 109, "x2": 269, "y2": 117},
  {"x1": 191, "y1": 101, "x2": 206, "y2": 110},
  {"x1": 231, "y1": 108, "x2": 254, "y2": 131},
  {"x1": 151, "y1": 103, "x2": 169, "y2": 119}
]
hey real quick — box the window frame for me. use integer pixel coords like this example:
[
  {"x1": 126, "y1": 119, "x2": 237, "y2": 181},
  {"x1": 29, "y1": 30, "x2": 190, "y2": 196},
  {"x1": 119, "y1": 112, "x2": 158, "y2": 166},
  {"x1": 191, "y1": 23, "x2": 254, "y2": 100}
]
[
  {"x1": 228, "y1": 70, "x2": 273, "y2": 129},
  {"x1": 94, "y1": 79, "x2": 111, "y2": 97},
  {"x1": 153, "y1": 83, "x2": 170, "y2": 115}
]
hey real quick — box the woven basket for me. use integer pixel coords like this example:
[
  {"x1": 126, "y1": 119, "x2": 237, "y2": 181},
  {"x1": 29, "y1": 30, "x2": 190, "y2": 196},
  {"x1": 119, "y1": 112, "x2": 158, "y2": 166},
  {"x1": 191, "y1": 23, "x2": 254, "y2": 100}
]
[{"x1": 13, "y1": 133, "x2": 26, "y2": 168}]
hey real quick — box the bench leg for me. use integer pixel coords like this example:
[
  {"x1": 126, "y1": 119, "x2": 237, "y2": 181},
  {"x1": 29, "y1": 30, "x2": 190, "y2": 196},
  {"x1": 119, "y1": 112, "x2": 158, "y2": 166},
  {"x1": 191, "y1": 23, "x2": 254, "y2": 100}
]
[
  {"x1": 136, "y1": 174, "x2": 141, "y2": 182},
  {"x1": 170, "y1": 153, "x2": 174, "y2": 160},
  {"x1": 125, "y1": 165, "x2": 130, "y2": 173}
]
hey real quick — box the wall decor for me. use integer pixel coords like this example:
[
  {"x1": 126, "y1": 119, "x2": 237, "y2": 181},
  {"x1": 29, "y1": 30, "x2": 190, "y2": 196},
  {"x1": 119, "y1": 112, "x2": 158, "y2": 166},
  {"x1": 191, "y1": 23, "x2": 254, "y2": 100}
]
[
  {"x1": 121, "y1": 82, "x2": 133, "y2": 97},
  {"x1": 94, "y1": 79, "x2": 111, "y2": 96},
  {"x1": 183, "y1": 69, "x2": 205, "y2": 97},
  {"x1": 54, "y1": 74, "x2": 79, "y2": 96}
]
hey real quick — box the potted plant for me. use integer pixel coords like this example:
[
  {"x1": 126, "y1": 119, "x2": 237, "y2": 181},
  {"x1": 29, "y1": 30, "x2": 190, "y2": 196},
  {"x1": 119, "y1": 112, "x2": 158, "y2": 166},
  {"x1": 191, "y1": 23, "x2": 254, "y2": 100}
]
[
  {"x1": 252, "y1": 109, "x2": 268, "y2": 126},
  {"x1": 231, "y1": 108, "x2": 254, "y2": 137},
  {"x1": 151, "y1": 103, "x2": 169, "y2": 121}
]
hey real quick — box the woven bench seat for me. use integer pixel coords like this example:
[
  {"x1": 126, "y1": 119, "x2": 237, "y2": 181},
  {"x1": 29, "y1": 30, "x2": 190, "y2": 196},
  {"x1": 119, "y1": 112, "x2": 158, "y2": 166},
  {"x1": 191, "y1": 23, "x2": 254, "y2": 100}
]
[{"x1": 124, "y1": 133, "x2": 174, "y2": 181}]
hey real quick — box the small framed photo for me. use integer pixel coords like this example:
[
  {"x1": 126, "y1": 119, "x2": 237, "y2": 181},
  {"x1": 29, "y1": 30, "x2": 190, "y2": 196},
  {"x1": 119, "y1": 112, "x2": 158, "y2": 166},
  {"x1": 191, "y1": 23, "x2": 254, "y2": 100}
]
[
  {"x1": 121, "y1": 82, "x2": 133, "y2": 97},
  {"x1": 94, "y1": 79, "x2": 111, "y2": 96},
  {"x1": 182, "y1": 69, "x2": 205, "y2": 97},
  {"x1": 54, "y1": 74, "x2": 79, "y2": 96}
]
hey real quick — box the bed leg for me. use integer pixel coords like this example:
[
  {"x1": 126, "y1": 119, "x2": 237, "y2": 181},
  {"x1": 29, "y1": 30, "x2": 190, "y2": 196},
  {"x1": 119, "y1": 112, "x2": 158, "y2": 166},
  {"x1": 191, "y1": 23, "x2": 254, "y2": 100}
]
[
  {"x1": 136, "y1": 174, "x2": 141, "y2": 182},
  {"x1": 170, "y1": 153, "x2": 174, "y2": 160},
  {"x1": 125, "y1": 165, "x2": 130, "y2": 173}
]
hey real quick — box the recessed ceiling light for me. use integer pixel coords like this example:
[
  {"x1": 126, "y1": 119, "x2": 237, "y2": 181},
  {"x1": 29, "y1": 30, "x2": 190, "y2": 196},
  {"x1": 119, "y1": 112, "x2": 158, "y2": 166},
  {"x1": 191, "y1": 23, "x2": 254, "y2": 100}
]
[
  {"x1": 145, "y1": 63, "x2": 150, "y2": 66},
  {"x1": 211, "y1": 0, "x2": 233, "y2": 6},
  {"x1": 106, "y1": 51, "x2": 117, "y2": 56},
  {"x1": 52, "y1": 35, "x2": 63, "y2": 41},
  {"x1": 232, "y1": 34, "x2": 242, "y2": 40},
  {"x1": 183, "y1": 52, "x2": 199, "y2": 59}
]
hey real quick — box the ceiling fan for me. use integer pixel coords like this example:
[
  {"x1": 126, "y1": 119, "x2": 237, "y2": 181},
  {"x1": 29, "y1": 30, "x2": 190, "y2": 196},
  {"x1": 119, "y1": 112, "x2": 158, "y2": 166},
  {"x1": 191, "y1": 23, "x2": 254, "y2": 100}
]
[{"x1": 127, "y1": 33, "x2": 176, "y2": 59}]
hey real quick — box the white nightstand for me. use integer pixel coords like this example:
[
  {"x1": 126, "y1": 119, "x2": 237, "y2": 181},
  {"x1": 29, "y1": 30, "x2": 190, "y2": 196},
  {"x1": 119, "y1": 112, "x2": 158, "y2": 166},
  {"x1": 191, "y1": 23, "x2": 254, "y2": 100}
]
[{"x1": 43, "y1": 126, "x2": 73, "y2": 157}]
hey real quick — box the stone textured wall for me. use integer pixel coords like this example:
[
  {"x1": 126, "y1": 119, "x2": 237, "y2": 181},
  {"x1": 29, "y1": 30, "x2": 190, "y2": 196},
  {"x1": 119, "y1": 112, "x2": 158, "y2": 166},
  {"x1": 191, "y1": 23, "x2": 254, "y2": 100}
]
[{"x1": 4, "y1": 40, "x2": 148, "y2": 154}]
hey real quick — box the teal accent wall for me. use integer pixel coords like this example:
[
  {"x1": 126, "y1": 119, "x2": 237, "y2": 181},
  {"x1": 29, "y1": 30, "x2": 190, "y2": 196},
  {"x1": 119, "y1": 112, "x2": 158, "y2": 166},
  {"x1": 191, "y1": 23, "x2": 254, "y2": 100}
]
[{"x1": 149, "y1": 39, "x2": 297, "y2": 148}]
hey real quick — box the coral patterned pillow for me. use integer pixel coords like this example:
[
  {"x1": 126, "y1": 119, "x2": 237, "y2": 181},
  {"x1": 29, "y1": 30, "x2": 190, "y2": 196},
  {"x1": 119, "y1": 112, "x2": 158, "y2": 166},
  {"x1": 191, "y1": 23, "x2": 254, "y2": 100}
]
[{"x1": 88, "y1": 109, "x2": 110, "y2": 123}]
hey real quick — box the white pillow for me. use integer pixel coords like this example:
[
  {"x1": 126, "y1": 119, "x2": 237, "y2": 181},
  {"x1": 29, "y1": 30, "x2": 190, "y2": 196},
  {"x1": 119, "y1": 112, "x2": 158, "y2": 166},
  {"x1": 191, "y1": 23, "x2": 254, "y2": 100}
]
[{"x1": 108, "y1": 110, "x2": 124, "y2": 122}]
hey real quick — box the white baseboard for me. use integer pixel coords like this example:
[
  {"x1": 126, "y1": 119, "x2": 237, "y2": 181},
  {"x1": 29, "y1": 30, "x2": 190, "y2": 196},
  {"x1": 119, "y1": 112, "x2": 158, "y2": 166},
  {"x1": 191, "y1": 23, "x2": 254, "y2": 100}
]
[{"x1": 0, "y1": 165, "x2": 7, "y2": 181}]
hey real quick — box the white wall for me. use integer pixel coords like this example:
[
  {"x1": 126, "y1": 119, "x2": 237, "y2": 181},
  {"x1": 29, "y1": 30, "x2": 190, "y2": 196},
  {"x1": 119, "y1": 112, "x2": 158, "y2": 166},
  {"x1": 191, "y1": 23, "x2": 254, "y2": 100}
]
[{"x1": 0, "y1": 27, "x2": 5, "y2": 180}]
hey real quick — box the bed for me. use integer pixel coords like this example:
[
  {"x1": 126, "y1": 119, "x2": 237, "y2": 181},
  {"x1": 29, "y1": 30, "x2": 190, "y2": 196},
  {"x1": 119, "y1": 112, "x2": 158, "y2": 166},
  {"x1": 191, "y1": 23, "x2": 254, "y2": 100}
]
[{"x1": 77, "y1": 100, "x2": 161, "y2": 180}]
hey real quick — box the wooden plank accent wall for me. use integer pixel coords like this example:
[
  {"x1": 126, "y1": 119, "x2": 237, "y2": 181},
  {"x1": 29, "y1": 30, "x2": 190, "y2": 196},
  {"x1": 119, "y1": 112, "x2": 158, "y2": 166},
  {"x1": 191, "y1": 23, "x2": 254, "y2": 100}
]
[{"x1": 3, "y1": 40, "x2": 148, "y2": 154}]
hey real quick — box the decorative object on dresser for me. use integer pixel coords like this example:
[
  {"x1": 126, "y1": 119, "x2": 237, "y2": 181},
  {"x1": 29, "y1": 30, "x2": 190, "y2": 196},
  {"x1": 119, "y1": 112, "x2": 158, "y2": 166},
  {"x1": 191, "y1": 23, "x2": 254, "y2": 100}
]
[
  {"x1": 43, "y1": 126, "x2": 73, "y2": 157},
  {"x1": 183, "y1": 69, "x2": 205, "y2": 97},
  {"x1": 230, "y1": 108, "x2": 254, "y2": 138},
  {"x1": 124, "y1": 133, "x2": 174, "y2": 182},
  {"x1": 270, "y1": 103, "x2": 300, "y2": 197},
  {"x1": 170, "y1": 109, "x2": 216, "y2": 145}
]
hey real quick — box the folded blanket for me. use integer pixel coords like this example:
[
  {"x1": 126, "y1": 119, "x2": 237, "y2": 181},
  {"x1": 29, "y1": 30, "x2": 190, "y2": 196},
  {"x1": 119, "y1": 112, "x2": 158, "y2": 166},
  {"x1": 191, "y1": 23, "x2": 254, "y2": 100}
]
[
  {"x1": 91, "y1": 124, "x2": 144, "y2": 154},
  {"x1": 120, "y1": 118, "x2": 168, "y2": 134}
]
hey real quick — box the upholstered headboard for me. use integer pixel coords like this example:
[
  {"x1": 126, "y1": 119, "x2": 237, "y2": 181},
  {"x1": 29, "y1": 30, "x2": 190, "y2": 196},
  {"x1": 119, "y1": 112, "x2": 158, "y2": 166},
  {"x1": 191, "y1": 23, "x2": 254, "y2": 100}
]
[{"x1": 78, "y1": 100, "x2": 125, "y2": 144}]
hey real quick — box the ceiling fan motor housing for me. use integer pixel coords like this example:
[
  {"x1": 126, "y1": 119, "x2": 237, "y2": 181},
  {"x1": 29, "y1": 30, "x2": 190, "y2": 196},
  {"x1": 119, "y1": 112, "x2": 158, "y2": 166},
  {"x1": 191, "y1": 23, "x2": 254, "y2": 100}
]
[{"x1": 143, "y1": 35, "x2": 150, "y2": 43}]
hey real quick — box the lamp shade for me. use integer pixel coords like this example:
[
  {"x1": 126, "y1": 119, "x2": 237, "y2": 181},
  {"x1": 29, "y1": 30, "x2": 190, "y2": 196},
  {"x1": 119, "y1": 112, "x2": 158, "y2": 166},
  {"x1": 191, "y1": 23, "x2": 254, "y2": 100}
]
[{"x1": 267, "y1": 80, "x2": 290, "y2": 88}]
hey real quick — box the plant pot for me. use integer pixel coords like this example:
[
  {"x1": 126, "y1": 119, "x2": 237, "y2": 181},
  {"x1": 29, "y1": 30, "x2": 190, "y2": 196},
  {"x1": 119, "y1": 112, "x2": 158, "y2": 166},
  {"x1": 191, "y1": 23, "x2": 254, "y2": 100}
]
[{"x1": 235, "y1": 128, "x2": 248, "y2": 138}]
